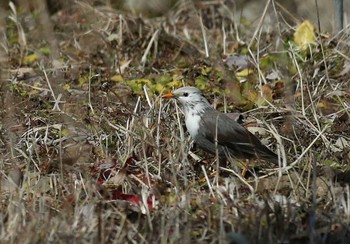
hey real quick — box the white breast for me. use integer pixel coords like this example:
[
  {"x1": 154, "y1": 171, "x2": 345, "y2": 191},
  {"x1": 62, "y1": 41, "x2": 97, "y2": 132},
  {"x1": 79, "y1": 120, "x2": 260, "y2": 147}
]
[{"x1": 185, "y1": 112, "x2": 201, "y2": 138}]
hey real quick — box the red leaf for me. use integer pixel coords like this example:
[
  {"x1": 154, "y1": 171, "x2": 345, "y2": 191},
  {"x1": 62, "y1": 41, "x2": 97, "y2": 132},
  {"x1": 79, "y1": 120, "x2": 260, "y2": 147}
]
[{"x1": 109, "y1": 189, "x2": 155, "y2": 210}]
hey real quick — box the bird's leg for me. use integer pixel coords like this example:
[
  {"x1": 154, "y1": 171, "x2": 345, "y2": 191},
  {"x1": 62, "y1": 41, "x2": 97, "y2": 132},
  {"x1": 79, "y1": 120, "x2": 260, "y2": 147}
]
[
  {"x1": 240, "y1": 160, "x2": 251, "y2": 177},
  {"x1": 198, "y1": 158, "x2": 223, "y2": 183}
]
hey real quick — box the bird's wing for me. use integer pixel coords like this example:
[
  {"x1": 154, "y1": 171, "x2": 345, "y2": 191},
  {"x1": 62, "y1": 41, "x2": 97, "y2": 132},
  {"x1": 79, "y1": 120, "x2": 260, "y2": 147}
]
[{"x1": 199, "y1": 110, "x2": 278, "y2": 163}]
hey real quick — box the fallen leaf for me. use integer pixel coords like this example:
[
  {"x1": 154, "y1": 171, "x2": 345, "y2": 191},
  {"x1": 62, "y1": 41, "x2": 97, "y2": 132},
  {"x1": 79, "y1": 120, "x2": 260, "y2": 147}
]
[
  {"x1": 223, "y1": 54, "x2": 252, "y2": 70},
  {"x1": 52, "y1": 59, "x2": 64, "y2": 69},
  {"x1": 294, "y1": 20, "x2": 316, "y2": 50},
  {"x1": 10, "y1": 67, "x2": 36, "y2": 80},
  {"x1": 110, "y1": 74, "x2": 124, "y2": 82},
  {"x1": 23, "y1": 53, "x2": 40, "y2": 64},
  {"x1": 246, "y1": 126, "x2": 267, "y2": 136},
  {"x1": 273, "y1": 80, "x2": 284, "y2": 99},
  {"x1": 109, "y1": 189, "x2": 156, "y2": 212},
  {"x1": 255, "y1": 84, "x2": 273, "y2": 106},
  {"x1": 266, "y1": 70, "x2": 280, "y2": 80},
  {"x1": 116, "y1": 59, "x2": 131, "y2": 74},
  {"x1": 334, "y1": 137, "x2": 350, "y2": 151},
  {"x1": 235, "y1": 68, "x2": 254, "y2": 81},
  {"x1": 107, "y1": 169, "x2": 127, "y2": 186}
]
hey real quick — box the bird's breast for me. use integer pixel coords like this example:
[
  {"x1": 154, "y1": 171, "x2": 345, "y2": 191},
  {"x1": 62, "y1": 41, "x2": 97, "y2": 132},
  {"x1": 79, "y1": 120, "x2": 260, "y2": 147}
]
[{"x1": 185, "y1": 112, "x2": 201, "y2": 138}]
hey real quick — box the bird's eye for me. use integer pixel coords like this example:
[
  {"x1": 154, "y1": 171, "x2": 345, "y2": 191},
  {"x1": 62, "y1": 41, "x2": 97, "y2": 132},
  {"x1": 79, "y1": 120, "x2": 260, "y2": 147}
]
[{"x1": 183, "y1": 92, "x2": 189, "y2": 97}]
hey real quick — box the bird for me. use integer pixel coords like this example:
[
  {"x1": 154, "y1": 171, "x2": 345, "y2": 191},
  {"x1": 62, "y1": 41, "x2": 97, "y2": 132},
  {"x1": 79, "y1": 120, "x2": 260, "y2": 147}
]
[{"x1": 162, "y1": 86, "x2": 278, "y2": 166}]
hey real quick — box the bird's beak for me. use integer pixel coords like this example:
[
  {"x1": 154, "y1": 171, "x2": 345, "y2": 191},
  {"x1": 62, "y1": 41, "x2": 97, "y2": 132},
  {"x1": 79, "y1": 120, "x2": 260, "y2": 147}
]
[{"x1": 162, "y1": 93, "x2": 174, "y2": 99}]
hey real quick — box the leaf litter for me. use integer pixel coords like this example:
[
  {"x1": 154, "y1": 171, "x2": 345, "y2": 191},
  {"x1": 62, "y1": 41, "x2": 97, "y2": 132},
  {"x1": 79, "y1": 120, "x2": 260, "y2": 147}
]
[{"x1": 1, "y1": 0, "x2": 350, "y2": 243}]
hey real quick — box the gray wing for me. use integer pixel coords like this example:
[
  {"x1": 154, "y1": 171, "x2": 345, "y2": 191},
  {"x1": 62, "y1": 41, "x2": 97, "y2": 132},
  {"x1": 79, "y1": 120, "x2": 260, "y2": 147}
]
[{"x1": 197, "y1": 110, "x2": 278, "y2": 163}]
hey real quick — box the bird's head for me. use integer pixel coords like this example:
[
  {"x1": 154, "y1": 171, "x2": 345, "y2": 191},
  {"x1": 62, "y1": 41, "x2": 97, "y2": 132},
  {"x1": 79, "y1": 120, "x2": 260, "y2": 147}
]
[{"x1": 162, "y1": 86, "x2": 211, "y2": 113}]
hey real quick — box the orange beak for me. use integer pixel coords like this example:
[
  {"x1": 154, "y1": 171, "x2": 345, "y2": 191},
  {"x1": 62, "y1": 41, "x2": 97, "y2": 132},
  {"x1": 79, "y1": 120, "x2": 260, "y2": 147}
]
[{"x1": 162, "y1": 93, "x2": 174, "y2": 99}]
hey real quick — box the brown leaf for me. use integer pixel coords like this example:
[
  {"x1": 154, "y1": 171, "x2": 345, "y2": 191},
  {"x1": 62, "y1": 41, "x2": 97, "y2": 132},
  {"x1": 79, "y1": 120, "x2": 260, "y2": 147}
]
[{"x1": 107, "y1": 169, "x2": 127, "y2": 186}]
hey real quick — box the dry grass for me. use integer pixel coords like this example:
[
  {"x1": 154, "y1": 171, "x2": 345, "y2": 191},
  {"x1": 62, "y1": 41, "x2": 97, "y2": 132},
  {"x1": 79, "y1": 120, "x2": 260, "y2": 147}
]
[{"x1": 1, "y1": 0, "x2": 350, "y2": 243}]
